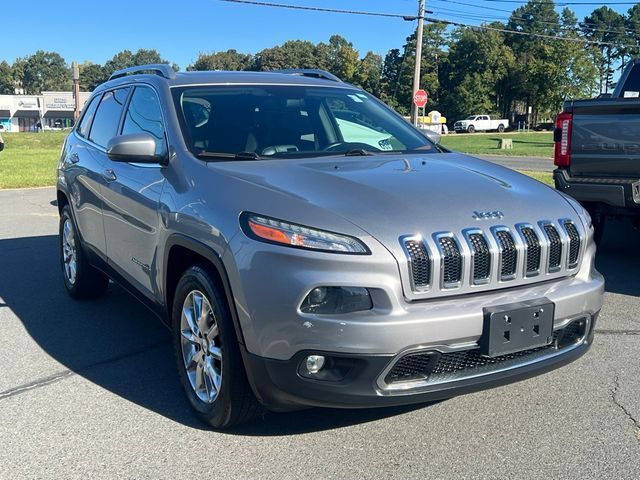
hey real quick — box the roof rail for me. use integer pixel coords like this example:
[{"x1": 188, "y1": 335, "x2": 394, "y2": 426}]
[
  {"x1": 274, "y1": 69, "x2": 342, "y2": 82},
  {"x1": 109, "y1": 64, "x2": 176, "y2": 81}
]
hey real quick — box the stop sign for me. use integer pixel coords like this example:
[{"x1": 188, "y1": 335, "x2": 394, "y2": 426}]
[{"x1": 413, "y1": 89, "x2": 428, "y2": 108}]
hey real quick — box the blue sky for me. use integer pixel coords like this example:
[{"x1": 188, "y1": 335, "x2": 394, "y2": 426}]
[{"x1": 1, "y1": 0, "x2": 631, "y2": 68}]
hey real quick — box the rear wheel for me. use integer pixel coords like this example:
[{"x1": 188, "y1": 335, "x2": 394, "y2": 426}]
[
  {"x1": 467, "y1": 125, "x2": 475, "y2": 133},
  {"x1": 586, "y1": 205, "x2": 606, "y2": 245},
  {"x1": 497, "y1": 124, "x2": 505, "y2": 133},
  {"x1": 172, "y1": 266, "x2": 262, "y2": 428},
  {"x1": 59, "y1": 205, "x2": 109, "y2": 299}
]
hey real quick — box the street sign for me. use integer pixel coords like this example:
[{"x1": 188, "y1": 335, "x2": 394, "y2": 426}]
[{"x1": 413, "y1": 89, "x2": 428, "y2": 108}]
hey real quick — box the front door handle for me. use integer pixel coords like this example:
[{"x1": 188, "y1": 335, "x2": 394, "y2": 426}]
[
  {"x1": 102, "y1": 168, "x2": 117, "y2": 182},
  {"x1": 68, "y1": 153, "x2": 80, "y2": 164}
]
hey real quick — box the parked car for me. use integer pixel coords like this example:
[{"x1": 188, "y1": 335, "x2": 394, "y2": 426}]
[
  {"x1": 57, "y1": 65, "x2": 603, "y2": 428},
  {"x1": 454, "y1": 115, "x2": 509, "y2": 133},
  {"x1": 554, "y1": 58, "x2": 640, "y2": 243}
]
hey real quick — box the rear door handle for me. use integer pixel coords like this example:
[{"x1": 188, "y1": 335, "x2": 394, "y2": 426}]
[{"x1": 102, "y1": 169, "x2": 117, "y2": 182}]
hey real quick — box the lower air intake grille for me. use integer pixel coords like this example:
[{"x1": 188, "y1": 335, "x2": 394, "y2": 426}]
[
  {"x1": 384, "y1": 319, "x2": 587, "y2": 385},
  {"x1": 439, "y1": 237, "x2": 462, "y2": 286},
  {"x1": 468, "y1": 233, "x2": 491, "y2": 282},
  {"x1": 521, "y1": 227, "x2": 541, "y2": 274},
  {"x1": 564, "y1": 222, "x2": 581, "y2": 267},
  {"x1": 404, "y1": 239, "x2": 431, "y2": 289},
  {"x1": 495, "y1": 230, "x2": 517, "y2": 278},
  {"x1": 544, "y1": 224, "x2": 563, "y2": 269}
]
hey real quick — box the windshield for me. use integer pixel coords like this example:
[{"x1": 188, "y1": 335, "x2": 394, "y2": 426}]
[{"x1": 173, "y1": 85, "x2": 435, "y2": 159}]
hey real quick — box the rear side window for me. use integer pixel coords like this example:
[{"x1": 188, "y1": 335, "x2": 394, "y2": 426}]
[
  {"x1": 76, "y1": 95, "x2": 100, "y2": 138},
  {"x1": 620, "y1": 64, "x2": 640, "y2": 98},
  {"x1": 121, "y1": 86, "x2": 166, "y2": 155},
  {"x1": 89, "y1": 87, "x2": 130, "y2": 147}
]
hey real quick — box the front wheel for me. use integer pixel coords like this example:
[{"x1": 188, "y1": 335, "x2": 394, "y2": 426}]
[
  {"x1": 172, "y1": 266, "x2": 262, "y2": 428},
  {"x1": 467, "y1": 125, "x2": 475, "y2": 133}
]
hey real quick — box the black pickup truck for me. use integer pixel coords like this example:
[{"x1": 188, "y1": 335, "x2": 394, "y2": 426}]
[{"x1": 554, "y1": 59, "x2": 640, "y2": 242}]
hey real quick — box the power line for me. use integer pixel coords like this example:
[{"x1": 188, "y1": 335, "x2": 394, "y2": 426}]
[
  {"x1": 219, "y1": 0, "x2": 640, "y2": 48},
  {"x1": 217, "y1": 0, "x2": 417, "y2": 19}
]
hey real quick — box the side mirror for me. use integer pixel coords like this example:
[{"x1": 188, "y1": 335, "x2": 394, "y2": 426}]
[
  {"x1": 422, "y1": 129, "x2": 442, "y2": 145},
  {"x1": 106, "y1": 133, "x2": 166, "y2": 164}
]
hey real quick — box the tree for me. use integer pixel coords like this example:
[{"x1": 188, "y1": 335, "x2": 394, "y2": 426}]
[
  {"x1": 0, "y1": 61, "x2": 14, "y2": 94},
  {"x1": 103, "y1": 49, "x2": 176, "y2": 76},
  {"x1": 22, "y1": 51, "x2": 70, "y2": 94},
  {"x1": 354, "y1": 51, "x2": 383, "y2": 97},
  {"x1": 581, "y1": 6, "x2": 626, "y2": 93},
  {"x1": 254, "y1": 40, "x2": 320, "y2": 70},
  {"x1": 625, "y1": 4, "x2": 640, "y2": 60},
  {"x1": 79, "y1": 62, "x2": 108, "y2": 91},
  {"x1": 320, "y1": 35, "x2": 359, "y2": 83},
  {"x1": 187, "y1": 49, "x2": 254, "y2": 71},
  {"x1": 439, "y1": 26, "x2": 515, "y2": 121}
]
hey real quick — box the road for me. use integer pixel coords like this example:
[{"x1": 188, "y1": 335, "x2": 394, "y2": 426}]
[
  {"x1": 476, "y1": 154, "x2": 554, "y2": 173},
  {"x1": 0, "y1": 187, "x2": 638, "y2": 480}
]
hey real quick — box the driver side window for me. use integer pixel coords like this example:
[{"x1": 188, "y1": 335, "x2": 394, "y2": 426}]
[{"x1": 121, "y1": 86, "x2": 167, "y2": 156}]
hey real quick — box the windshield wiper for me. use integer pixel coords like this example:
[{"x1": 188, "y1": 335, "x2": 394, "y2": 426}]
[
  {"x1": 344, "y1": 149, "x2": 375, "y2": 157},
  {"x1": 195, "y1": 151, "x2": 261, "y2": 161}
]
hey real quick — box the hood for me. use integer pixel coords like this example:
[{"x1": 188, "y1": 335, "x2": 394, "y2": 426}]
[{"x1": 210, "y1": 153, "x2": 579, "y2": 246}]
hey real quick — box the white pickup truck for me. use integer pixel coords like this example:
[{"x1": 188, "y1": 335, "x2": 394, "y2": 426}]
[{"x1": 454, "y1": 115, "x2": 509, "y2": 133}]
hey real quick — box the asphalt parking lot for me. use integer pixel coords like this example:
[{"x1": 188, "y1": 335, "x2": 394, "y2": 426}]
[{"x1": 1, "y1": 187, "x2": 639, "y2": 479}]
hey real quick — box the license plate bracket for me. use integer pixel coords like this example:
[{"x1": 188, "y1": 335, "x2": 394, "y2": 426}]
[{"x1": 480, "y1": 299, "x2": 555, "y2": 357}]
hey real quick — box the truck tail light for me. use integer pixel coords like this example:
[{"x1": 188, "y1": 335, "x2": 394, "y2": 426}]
[{"x1": 554, "y1": 112, "x2": 572, "y2": 167}]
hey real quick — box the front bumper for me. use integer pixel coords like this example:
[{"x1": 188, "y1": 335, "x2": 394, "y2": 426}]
[{"x1": 242, "y1": 314, "x2": 597, "y2": 410}]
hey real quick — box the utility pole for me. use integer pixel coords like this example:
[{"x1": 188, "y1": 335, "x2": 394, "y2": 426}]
[
  {"x1": 72, "y1": 62, "x2": 80, "y2": 123},
  {"x1": 411, "y1": 0, "x2": 425, "y2": 126}
]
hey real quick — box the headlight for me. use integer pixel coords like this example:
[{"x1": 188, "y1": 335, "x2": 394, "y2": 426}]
[{"x1": 240, "y1": 213, "x2": 370, "y2": 254}]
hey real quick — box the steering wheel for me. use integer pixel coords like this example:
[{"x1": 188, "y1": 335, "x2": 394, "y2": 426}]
[{"x1": 322, "y1": 142, "x2": 381, "y2": 152}]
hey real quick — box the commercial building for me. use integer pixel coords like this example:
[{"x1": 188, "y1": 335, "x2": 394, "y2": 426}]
[{"x1": 0, "y1": 91, "x2": 91, "y2": 132}]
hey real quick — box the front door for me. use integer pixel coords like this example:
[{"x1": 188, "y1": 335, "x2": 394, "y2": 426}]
[{"x1": 101, "y1": 85, "x2": 167, "y2": 299}]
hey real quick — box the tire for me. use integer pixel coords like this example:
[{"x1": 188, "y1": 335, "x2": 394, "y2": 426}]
[
  {"x1": 497, "y1": 124, "x2": 505, "y2": 133},
  {"x1": 59, "y1": 205, "x2": 109, "y2": 299},
  {"x1": 591, "y1": 213, "x2": 606, "y2": 246},
  {"x1": 467, "y1": 125, "x2": 475, "y2": 133},
  {"x1": 172, "y1": 266, "x2": 262, "y2": 428}
]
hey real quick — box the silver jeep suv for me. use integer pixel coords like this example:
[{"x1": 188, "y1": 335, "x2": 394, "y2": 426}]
[{"x1": 56, "y1": 64, "x2": 604, "y2": 428}]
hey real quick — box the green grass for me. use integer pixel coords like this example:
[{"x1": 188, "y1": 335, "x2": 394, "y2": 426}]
[
  {"x1": 518, "y1": 170, "x2": 554, "y2": 187},
  {"x1": 0, "y1": 130, "x2": 554, "y2": 189},
  {"x1": 441, "y1": 131, "x2": 553, "y2": 158},
  {"x1": 0, "y1": 131, "x2": 68, "y2": 188}
]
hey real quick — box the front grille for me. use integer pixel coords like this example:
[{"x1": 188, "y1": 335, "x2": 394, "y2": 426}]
[
  {"x1": 520, "y1": 227, "x2": 541, "y2": 275},
  {"x1": 495, "y1": 230, "x2": 517, "y2": 279},
  {"x1": 384, "y1": 318, "x2": 587, "y2": 386},
  {"x1": 564, "y1": 221, "x2": 581, "y2": 267},
  {"x1": 438, "y1": 237, "x2": 462, "y2": 286},
  {"x1": 544, "y1": 224, "x2": 563, "y2": 270},
  {"x1": 404, "y1": 239, "x2": 431, "y2": 290},
  {"x1": 400, "y1": 218, "x2": 584, "y2": 296},
  {"x1": 468, "y1": 233, "x2": 491, "y2": 282}
]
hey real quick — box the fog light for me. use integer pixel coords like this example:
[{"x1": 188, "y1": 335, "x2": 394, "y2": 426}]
[
  {"x1": 308, "y1": 287, "x2": 328, "y2": 304},
  {"x1": 301, "y1": 286, "x2": 373, "y2": 314},
  {"x1": 305, "y1": 355, "x2": 325, "y2": 374}
]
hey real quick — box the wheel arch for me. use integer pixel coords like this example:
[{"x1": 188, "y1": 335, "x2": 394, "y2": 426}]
[{"x1": 164, "y1": 234, "x2": 246, "y2": 346}]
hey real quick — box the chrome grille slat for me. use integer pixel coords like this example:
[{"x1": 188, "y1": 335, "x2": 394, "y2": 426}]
[
  {"x1": 543, "y1": 224, "x2": 563, "y2": 271},
  {"x1": 438, "y1": 236, "x2": 463, "y2": 288},
  {"x1": 467, "y1": 232, "x2": 491, "y2": 283},
  {"x1": 520, "y1": 226, "x2": 541, "y2": 276},
  {"x1": 401, "y1": 219, "x2": 585, "y2": 296},
  {"x1": 402, "y1": 237, "x2": 431, "y2": 290},
  {"x1": 563, "y1": 221, "x2": 581, "y2": 268},
  {"x1": 494, "y1": 229, "x2": 517, "y2": 280}
]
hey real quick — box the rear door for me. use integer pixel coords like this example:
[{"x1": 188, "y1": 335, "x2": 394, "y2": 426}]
[
  {"x1": 101, "y1": 85, "x2": 167, "y2": 299},
  {"x1": 65, "y1": 94, "x2": 108, "y2": 257}
]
